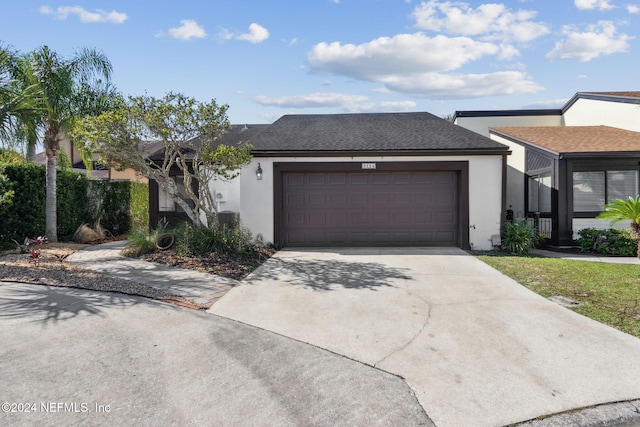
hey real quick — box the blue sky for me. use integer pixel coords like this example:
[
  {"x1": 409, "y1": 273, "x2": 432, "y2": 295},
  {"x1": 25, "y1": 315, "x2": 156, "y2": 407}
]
[{"x1": 1, "y1": 0, "x2": 638, "y2": 123}]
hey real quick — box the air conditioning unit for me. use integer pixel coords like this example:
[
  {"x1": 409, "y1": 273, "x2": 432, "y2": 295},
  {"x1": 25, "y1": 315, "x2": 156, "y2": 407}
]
[{"x1": 215, "y1": 190, "x2": 227, "y2": 202}]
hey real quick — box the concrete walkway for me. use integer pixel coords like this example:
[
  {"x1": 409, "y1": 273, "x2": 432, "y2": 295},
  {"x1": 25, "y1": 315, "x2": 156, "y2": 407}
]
[
  {"x1": 209, "y1": 247, "x2": 640, "y2": 427},
  {"x1": 67, "y1": 241, "x2": 238, "y2": 307},
  {"x1": 530, "y1": 248, "x2": 640, "y2": 264}
]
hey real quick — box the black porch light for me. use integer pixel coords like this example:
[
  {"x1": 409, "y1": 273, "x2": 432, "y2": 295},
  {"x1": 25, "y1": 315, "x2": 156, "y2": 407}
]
[{"x1": 256, "y1": 163, "x2": 263, "y2": 180}]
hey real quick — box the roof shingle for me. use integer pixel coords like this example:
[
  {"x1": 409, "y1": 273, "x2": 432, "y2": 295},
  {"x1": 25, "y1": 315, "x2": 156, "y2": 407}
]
[
  {"x1": 491, "y1": 125, "x2": 640, "y2": 155},
  {"x1": 250, "y1": 112, "x2": 508, "y2": 153}
]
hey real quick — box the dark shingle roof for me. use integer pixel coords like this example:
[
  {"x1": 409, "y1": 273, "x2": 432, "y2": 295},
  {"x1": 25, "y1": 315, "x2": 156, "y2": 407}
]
[
  {"x1": 148, "y1": 124, "x2": 268, "y2": 161},
  {"x1": 250, "y1": 112, "x2": 508, "y2": 153}
]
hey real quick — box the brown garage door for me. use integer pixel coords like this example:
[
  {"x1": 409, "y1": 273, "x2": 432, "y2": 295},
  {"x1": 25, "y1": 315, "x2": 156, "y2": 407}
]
[{"x1": 281, "y1": 170, "x2": 459, "y2": 246}]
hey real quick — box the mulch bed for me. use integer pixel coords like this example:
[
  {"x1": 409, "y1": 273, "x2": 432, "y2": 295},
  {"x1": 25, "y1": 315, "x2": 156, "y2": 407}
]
[{"x1": 139, "y1": 247, "x2": 276, "y2": 281}]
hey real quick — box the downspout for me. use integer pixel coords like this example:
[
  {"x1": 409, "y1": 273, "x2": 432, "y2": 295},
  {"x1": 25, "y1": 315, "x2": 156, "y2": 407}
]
[{"x1": 501, "y1": 152, "x2": 509, "y2": 235}]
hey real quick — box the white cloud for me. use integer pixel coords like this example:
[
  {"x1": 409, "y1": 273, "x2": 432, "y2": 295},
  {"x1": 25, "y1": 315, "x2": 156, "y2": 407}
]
[
  {"x1": 379, "y1": 71, "x2": 543, "y2": 98},
  {"x1": 163, "y1": 19, "x2": 207, "y2": 40},
  {"x1": 308, "y1": 33, "x2": 499, "y2": 80},
  {"x1": 546, "y1": 21, "x2": 633, "y2": 62},
  {"x1": 253, "y1": 92, "x2": 417, "y2": 114},
  {"x1": 574, "y1": 0, "x2": 615, "y2": 10},
  {"x1": 342, "y1": 101, "x2": 418, "y2": 113},
  {"x1": 39, "y1": 5, "x2": 127, "y2": 23},
  {"x1": 303, "y1": 3, "x2": 548, "y2": 99},
  {"x1": 237, "y1": 23, "x2": 270, "y2": 43},
  {"x1": 411, "y1": 1, "x2": 549, "y2": 43},
  {"x1": 253, "y1": 92, "x2": 368, "y2": 108},
  {"x1": 627, "y1": 4, "x2": 640, "y2": 13},
  {"x1": 218, "y1": 23, "x2": 270, "y2": 44}
]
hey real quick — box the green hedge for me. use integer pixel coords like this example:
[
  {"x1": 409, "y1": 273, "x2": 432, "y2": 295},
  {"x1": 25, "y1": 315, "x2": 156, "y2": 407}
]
[
  {"x1": 130, "y1": 182, "x2": 149, "y2": 231},
  {"x1": 0, "y1": 163, "x2": 89, "y2": 242},
  {"x1": 87, "y1": 181, "x2": 149, "y2": 236},
  {"x1": 577, "y1": 227, "x2": 638, "y2": 257},
  {"x1": 0, "y1": 163, "x2": 149, "y2": 243}
]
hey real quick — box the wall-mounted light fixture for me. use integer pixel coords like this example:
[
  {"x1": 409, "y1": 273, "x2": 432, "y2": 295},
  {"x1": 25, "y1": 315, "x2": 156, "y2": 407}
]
[{"x1": 256, "y1": 163, "x2": 263, "y2": 180}]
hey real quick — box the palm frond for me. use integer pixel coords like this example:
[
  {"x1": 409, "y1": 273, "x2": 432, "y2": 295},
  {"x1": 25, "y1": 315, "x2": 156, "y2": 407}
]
[{"x1": 597, "y1": 196, "x2": 640, "y2": 225}]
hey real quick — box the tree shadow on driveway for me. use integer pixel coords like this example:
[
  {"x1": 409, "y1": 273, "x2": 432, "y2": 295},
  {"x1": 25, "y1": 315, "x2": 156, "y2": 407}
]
[
  {"x1": 245, "y1": 257, "x2": 413, "y2": 291},
  {"x1": 0, "y1": 282, "x2": 146, "y2": 324}
]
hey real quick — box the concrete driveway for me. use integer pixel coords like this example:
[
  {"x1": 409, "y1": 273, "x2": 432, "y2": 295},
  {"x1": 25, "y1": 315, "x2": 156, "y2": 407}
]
[
  {"x1": 0, "y1": 281, "x2": 430, "y2": 426},
  {"x1": 209, "y1": 248, "x2": 640, "y2": 427}
]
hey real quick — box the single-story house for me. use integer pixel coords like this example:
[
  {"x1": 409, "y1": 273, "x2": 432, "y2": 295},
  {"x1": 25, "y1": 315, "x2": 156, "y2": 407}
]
[
  {"x1": 148, "y1": 124, "x2": 268, "y2": 227},
  {"x1": 454, "y1": 91, "x2": 640, "y2": 246},
  {"x1": 149, "y1": 112, "x2": 510, "y2": 250}
]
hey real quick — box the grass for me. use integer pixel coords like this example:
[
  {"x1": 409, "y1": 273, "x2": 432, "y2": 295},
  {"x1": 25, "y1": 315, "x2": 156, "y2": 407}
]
[{"x1": 477, "y1": 253, "x2": 640, "y2": 338}]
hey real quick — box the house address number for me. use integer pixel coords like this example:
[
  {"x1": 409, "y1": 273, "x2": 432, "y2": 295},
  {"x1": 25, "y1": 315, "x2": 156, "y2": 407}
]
[{"x1": 361, "y1": 162, "x2": 376, "y2": 170}]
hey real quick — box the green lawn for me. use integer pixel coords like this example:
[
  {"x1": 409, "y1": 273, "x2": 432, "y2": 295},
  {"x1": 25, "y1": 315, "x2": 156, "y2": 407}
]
[{"x1": 476, "y1": 254, "x2": 640, "y2": 338}]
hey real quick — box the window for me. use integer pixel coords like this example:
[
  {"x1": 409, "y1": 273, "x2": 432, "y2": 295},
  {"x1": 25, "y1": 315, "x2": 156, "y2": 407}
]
[
  {"x1": 573, "y1": 170, "x2": 639, "y2": 212},
  {"x1": 158, "y1": 176, "x2": 190, "y2": 212},
  {"x1": 528, "y1": 173, "x2": 551, "y2": 212}
]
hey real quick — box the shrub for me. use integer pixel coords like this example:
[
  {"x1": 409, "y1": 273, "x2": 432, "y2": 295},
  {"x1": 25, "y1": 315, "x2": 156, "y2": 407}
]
[
  {"x1": 87, "y1": 181, "x2": 149, "y2": 236},
  {"x1": 577, "y1": 228, "x2": 637, "y2": 256},
  {"x1": 502, "y1": 220, "x2": 540, "y2": 255},
  {"x1": 176, "y1": 221, "x2": 253, "y2": 256},
  {"x1": 122, "y1": 221, "x2": 170, "y2": 257}
]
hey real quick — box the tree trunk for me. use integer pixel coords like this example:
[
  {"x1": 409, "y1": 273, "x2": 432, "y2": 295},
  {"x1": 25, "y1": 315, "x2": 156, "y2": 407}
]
[
  {"x1": 45, "y1": 149, "x2": 57, "y2": 242},
  {"x1": 26, "y1": 143, "x2": 36, "y2": 162},
  {"x1": 631, "y1": 222, "x2": 640, "y2": 260}
]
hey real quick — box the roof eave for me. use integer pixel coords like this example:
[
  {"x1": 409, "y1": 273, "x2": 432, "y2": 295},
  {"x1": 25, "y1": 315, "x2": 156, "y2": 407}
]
[
  {"x1": 561, "y1": 151, "x2": 640, "y2": 159},
  {"x1": 251, "y1": 148, "x2": 510, "y2": 157}
]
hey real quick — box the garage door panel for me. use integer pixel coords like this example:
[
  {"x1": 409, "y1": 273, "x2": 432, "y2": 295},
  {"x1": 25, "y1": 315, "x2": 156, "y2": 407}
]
[
  {"x1": 372, "y1": 212, "x2": 391, "y2": 224},
  {"x1": 286, "y1": 174, "x2": 304, "y2": 186},
  {"x1": 351, "y1": 193, "x2": 369, "y2": 206},
  {"x1": 282, "y1": 170, "x2": 459, "y2": 246},
  {"x1": 352, "y1": 212, "x2": 369, "y2": 224},
  {"x1": 329, "y1": 173, "x2": 347, "y2": 185},
  {"x1": 372, "y1": 174, "x2": 391, "y2": 185},
  {"x1": 350, "y1": 174, "x2": 368, "y2": 185},
  {"x1": 393, "y1": 193, "x2": 413, "y2": 204},
  {"x1": 393, "y1": 173, "x2": 411, "y2": 184}
]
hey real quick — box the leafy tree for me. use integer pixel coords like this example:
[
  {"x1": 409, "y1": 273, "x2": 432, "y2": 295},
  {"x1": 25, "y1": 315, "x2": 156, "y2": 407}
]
[
  {"x1": 596, "y1": 196, "x2": 640, "y2": 259},
  {"x1": 75, "y1": 92, "x2": 252, "y2": 229},
  {"x1": 16, "y1": 45, "x2": 114, "y2": 241}
]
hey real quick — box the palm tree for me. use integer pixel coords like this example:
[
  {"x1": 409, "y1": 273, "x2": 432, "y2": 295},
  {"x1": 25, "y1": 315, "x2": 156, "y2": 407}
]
[
  {"x1": 596, "y1": 196, "x2": 640, "y2": 259},
  {"x1": 19, "y1": 46, "x2": 113, "y2": 241},
  {"x1": 0, "y1": 45, "x2": 42, "y2": 147}
]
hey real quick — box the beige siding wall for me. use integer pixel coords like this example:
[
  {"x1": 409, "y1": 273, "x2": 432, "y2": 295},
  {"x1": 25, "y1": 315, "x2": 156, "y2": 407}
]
[
  {"x1": 454, "y1": 114, "x2": 562, "y2": 137},
  {"x1": 563, "y1": 98, "x2": 640, "y2": 131}
]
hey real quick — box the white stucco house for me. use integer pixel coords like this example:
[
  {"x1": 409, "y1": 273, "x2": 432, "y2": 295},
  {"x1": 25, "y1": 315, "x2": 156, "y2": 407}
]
[
  {"x1": 148, "y1": 112, "x2": 511, "y2": 250},
  {"x1": 454, "y1": 91, "x2": 640, "y2": 246}
]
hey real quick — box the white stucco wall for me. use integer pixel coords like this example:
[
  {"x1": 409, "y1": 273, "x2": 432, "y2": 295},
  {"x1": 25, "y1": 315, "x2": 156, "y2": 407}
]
[
  {"x1": 207, "y1": 176, "x2": 241, "y2": 214},
  {"x1": 490, "y1": 134, "x2": 526, "y2": 219},
  {"x1": 454, "y1": 114, "x2": 562, "y2": 137},
  {"x1": 563, "y1": 98, "x2": 640, "y2": 131},
  {"x1": 240, "y1": 156, "x2": 504, "y2": 250}
]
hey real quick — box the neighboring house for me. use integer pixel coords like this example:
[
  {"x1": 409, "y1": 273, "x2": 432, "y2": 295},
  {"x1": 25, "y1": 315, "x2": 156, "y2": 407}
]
[
  {"x1": 454, "y1": 91, "x2": 640, "y2": 246},
  {"x1": 35, "y1": 135, "x2": 147, "y2": 182},
  {"x1": 149, "y1": 112, "x2": 509, "y2": 249}
]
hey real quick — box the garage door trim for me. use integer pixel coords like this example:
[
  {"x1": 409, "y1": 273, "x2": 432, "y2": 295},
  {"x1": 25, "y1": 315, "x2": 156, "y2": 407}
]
[{"x1": 273, "y1": 161, "x2": 470, "y2": 248}]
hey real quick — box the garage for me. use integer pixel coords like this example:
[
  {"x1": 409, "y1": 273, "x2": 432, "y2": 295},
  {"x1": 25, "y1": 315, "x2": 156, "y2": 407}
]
[
  {"x1": 274, "y1": 162, "x2": 469, "y2": 247},
  {"x1": 242, "y1": 112, "x2": 508, "y2": 250}
]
